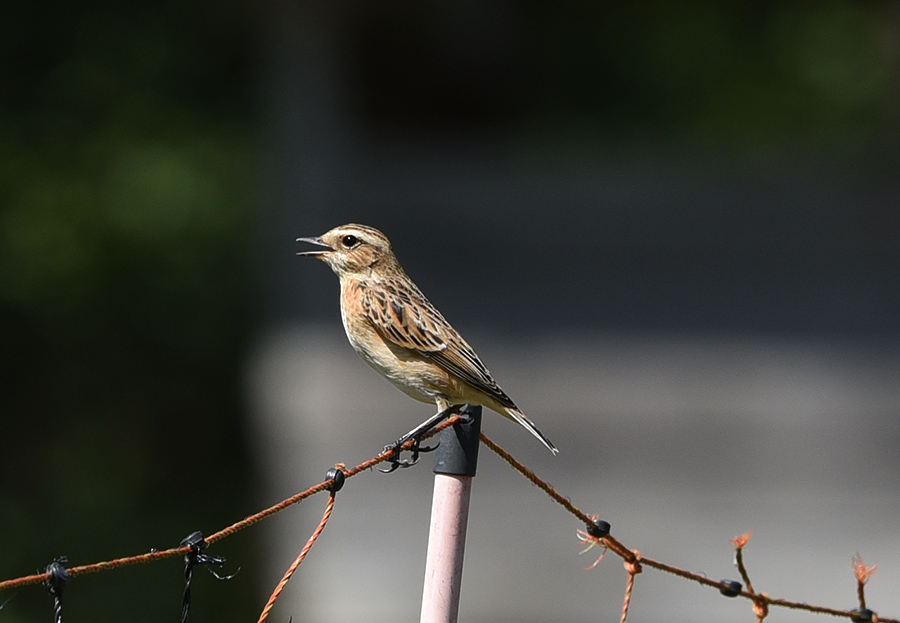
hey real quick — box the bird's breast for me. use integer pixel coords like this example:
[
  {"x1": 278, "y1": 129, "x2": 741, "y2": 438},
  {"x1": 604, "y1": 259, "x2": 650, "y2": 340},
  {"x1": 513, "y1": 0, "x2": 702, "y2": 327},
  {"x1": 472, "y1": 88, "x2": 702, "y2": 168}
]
[{"x1": 339, "y1": 280, "x2": 451, "y2": 404}]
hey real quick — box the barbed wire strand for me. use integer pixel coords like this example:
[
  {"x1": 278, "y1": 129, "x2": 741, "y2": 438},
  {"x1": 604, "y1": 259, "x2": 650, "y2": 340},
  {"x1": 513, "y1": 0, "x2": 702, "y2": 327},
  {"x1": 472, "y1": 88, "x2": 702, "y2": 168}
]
[
  {"x1": 730, "y1": 531, "x2": 769, "y2": 623},
  {"x1": 852, "y1": 554, "x2": 876, "y2": 610},
  {"x1": 256, "y1": 490, "x2": 336, "y2": 623},
  {"x1": 0, "y1": 416, "x2": 462, "y2": 594},
  {"x1": 619, "y1": 551, "x2": 642, "y2": 623},
  {"x1": 476, "y1": 432, "x2": 634, "y2": 560},
  {"x1": 0, "y1": 416, "x2": 894, "y2": 623},
  {"x1": 732, "y1": 531, "x2": 755, "y2": 594},
  {"x1": 477, "y1": 431, "x2": 898, "y2": 623}
]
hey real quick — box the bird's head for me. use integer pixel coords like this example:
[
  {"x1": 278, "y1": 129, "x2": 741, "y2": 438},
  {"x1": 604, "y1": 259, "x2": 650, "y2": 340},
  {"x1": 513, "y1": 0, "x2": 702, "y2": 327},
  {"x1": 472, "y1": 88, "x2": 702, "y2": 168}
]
[{"x1": 296, "y1": 224, "x2": 399, "y2": 278}]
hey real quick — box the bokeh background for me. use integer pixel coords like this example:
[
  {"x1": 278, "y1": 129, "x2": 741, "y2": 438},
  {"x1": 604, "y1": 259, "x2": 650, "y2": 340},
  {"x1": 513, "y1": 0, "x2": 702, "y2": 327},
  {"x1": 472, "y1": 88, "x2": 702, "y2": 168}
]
[{"x1": 3, "y1": 2, "x2": 900, "y2": 622}]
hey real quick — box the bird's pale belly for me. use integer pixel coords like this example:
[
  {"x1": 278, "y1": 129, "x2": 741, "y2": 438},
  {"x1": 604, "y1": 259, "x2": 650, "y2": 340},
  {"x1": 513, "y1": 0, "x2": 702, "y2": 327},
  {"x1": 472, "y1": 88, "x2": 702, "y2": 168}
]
[
  {"x1": 352, "y1": 334, "x2": 452, "y2": 404},
  {"x1": 339, "y1": 313, "x2": 449, "y2": 404}
]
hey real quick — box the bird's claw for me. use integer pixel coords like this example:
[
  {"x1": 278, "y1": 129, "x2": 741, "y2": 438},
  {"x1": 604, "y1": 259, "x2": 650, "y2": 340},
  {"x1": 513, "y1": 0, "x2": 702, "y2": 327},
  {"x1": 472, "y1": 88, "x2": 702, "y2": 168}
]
[
  {"x1": 379, "y1": 437, "x2": 440, "y2": 473},
  {"x1": 418, "y1": 442, "x2": 439, "y2": 453}
]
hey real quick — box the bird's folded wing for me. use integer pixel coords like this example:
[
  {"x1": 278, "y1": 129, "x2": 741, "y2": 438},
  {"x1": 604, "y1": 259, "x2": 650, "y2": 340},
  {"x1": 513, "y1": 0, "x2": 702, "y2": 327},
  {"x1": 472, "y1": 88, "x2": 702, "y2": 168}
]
[
  {"x1": 361, "y1": 285, "x2": 517, "y2": 409},
  {"x1": 362, "y1": 285, "x2": 449, "y2": 352}
]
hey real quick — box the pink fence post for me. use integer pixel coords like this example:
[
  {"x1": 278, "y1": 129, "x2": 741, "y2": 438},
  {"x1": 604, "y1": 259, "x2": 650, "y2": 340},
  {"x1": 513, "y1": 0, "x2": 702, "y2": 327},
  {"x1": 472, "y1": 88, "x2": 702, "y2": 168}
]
[{"x1": 420, "y1": 405, "x2": 482, "y2": 623}]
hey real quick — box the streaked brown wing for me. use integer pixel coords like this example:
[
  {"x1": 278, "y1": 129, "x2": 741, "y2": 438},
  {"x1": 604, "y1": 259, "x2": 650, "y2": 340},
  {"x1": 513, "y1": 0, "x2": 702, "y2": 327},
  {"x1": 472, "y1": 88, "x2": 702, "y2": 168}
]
[
  {"x1": 361, "y1": 280, "x2": 517, "y2": 410},
  {"x1": 361, "y1": 281, "x2": 449, "y2": 352}
]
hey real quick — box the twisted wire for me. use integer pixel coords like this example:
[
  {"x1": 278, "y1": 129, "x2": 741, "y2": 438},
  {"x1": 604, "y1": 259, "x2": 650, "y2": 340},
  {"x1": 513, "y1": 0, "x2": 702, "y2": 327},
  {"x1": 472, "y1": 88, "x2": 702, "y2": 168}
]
[
  {"x1": 256, "y1": 491, "x2": 336, "y2": 623},
  {"x1": 0, "y1": 415, "x2": 895, "y2": 623}
]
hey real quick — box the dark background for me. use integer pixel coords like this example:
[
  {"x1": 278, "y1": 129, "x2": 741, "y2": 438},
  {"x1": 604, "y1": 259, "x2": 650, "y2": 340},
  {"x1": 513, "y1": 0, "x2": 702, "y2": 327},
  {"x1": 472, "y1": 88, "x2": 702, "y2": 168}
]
[{"x1": 2, "y1": 1, "x2": 899, "y2": 622}]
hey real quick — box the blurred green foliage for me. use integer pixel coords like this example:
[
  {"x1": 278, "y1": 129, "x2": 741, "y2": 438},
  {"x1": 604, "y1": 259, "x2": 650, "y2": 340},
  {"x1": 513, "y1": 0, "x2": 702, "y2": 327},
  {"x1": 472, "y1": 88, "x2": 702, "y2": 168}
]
[{"x1": 0, "y1": 1, "x2": 259, "y2": 622}]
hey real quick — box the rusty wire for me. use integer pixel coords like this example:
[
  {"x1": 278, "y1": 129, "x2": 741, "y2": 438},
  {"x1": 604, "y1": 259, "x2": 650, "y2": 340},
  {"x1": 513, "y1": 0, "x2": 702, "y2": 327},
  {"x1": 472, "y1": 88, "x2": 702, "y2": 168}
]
[{"x1": 0, "y1": 415, "x2": 894, "y2": 623}]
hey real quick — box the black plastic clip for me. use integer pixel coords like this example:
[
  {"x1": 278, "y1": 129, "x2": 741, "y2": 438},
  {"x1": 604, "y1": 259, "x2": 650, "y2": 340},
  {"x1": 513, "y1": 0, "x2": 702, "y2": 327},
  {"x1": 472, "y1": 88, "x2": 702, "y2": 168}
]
[
  {"x1": 719, "y1": 579, "x2": 743, "y2": 597},
  {"x1": 433, "y1": 405, "x2": 482, "y2": 477},
  {"x1": 326, "y1": 466, "x2": 345, "y2": 492},
  {"x1": 586, "y1": 518, "x2": 611, "y2": 539}
]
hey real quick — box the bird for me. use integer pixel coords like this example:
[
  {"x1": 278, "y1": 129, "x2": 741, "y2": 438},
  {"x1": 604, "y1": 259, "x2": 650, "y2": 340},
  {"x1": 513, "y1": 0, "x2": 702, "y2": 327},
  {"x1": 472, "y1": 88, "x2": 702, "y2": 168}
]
[{"x1": 296, "y1": 223, "x2": 558, "y2": 455}]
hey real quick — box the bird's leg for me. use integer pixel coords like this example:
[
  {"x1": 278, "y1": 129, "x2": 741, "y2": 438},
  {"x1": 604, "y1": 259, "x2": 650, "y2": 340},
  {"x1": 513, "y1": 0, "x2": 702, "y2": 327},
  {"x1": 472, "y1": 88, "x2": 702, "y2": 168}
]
[
  {"x1": 380, "y1": 404, "x2": 462, "y2": 473},
  {"x1": 393, "y1": 404, "x2": 462, "y2": 450}
]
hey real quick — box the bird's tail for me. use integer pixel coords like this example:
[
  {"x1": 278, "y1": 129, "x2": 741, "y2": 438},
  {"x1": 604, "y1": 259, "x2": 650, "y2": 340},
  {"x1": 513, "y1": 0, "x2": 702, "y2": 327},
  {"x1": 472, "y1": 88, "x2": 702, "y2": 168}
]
[{"x1": 503, "y1": 407, "x2": 559, "y2": 455}]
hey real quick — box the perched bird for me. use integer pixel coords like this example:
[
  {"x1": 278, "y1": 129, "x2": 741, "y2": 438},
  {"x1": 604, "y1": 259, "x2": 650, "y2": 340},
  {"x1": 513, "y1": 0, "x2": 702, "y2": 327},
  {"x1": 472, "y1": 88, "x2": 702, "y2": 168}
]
[{"x1": 296, "y1": 223, "x2": 558, "y2": 455}]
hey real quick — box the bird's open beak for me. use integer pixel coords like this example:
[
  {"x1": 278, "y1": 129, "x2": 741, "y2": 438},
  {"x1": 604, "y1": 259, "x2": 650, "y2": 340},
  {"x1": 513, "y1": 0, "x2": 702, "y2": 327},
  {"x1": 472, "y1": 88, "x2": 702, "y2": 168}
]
[{"x1": 295, "y1": 236, "x2": 331, "y2": 257}]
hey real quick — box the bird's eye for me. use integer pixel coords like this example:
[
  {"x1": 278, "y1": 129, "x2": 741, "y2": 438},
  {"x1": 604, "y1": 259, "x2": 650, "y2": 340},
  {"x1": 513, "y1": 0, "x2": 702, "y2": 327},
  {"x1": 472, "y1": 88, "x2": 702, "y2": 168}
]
[{"x1": 341, "y1": 235, "x2": 359, "y2": 248}]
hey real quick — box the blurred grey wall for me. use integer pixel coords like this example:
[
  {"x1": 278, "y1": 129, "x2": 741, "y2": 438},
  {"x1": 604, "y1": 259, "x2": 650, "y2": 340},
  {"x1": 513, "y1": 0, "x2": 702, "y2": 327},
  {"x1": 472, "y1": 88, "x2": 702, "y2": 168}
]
[{"x1": 248, "y1": 3, "x2": 900, "y2": 623}]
